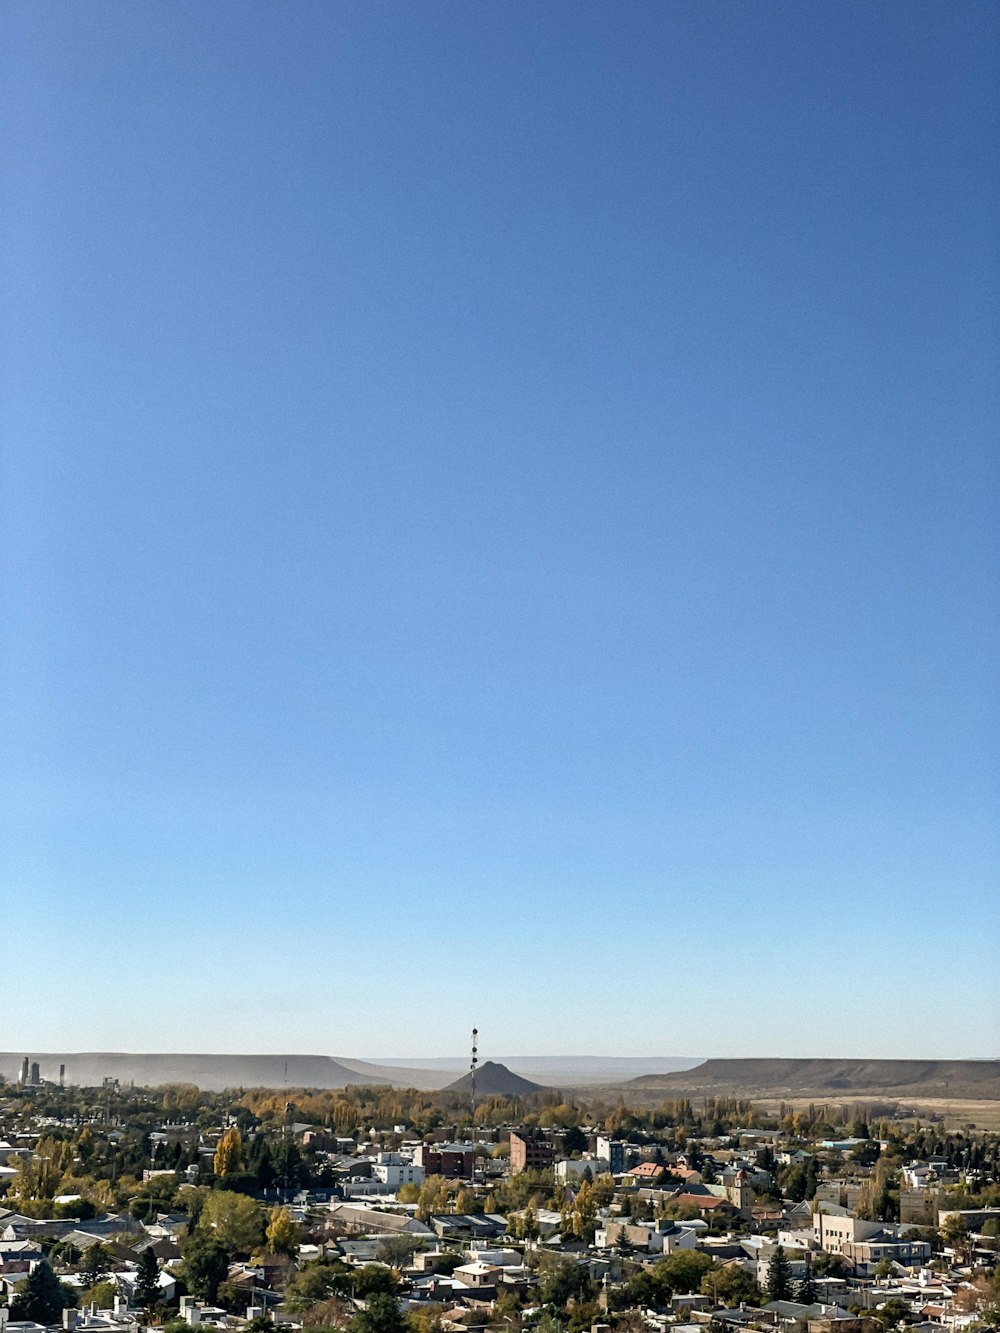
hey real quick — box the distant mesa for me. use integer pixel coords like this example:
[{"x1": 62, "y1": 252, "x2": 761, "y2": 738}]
[
  {"x1": 0, "y1": 1052, "x2": 432, "y2": 1093},
  {"x1": 443, "y1": 1060, "x2": 545, "y2": 1097},
  {"x1": 623, "y1": 1057, "x2": 1000, "y2": 1101}
]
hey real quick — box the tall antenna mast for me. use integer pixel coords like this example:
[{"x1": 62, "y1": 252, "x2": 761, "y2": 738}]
[{"x1": 470, "y1": 1027, "x2": 478, "y2": 1123}]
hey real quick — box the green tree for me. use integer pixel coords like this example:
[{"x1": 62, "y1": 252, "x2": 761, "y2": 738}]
[
  {"x1": 199, "y1": 1189, "x2": 264, "y2": 1256},
  {"x1": 657, "y1": 1250, "x2": 714, "y2": 1294},
  {"x1": 539, "y1": 1259, "x2": 594, "y2": 1308},
  {"x1": 765, "y1": 1245, "x2": 792, "y2": 1302},
  {"x1": 130, "y1": 1172, "x2": 180, "y2": 1222},
  {"x1": 701, "y1": 1264, "x2": 760, "y2": 1307},
  {"x1": 353, "y1": 1266, "x2": 399, "y2": 1299},
  {"x1": 797, "y1": 1258, "x2": 817, "y2": 1305},
  {"x1": 626, "y1": 1268, "x2": 670, "y2": 1309},
  {"x1": 283, "y1": 1260, "x2": 350, "y2": 1313},
  {"x1": 350, "y1": 1292, "x2": 404, "y2": 1333},
  {"x1": 941, "y1": 1213, "x2": 969, "y2": 1256},
  {"x1": 80, "y1": 1242, "x2": 114, "y2": 1287},
  {"x1": 875, "y1": 1298, "x2": 909, "y2": 1329},
  {"x1": 271, "y1": 1138, "x2": 305, "y2": 1190},
  {"x1": 135, "y1": 1247, "x2": 161, "y2": 1310},
  {"x1": 9, "y1": 1261, "x2": 72, "y2": 1324},
  {"x1": 82, "y1": 1281, "x2": 117, "y2": 1310},
  {"x1": 563, "y1": 1127, "x2": 587, "y2": 1155},
  {"x1": 779, "y1": 1164, "x2": 807, "y2": 1202},
  {"x1": 181, "y1": 1232, "x2": 230, "y2": 1302}
]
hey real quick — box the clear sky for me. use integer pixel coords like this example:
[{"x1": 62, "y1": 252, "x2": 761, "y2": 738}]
[{"x1": 2, "y1": 1, "x2": 998, "y2": 1061}]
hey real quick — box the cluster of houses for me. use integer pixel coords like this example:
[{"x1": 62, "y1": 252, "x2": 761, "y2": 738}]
[{"x1": 0, "y1": 1113, "x2": 997, "y2": 1333}]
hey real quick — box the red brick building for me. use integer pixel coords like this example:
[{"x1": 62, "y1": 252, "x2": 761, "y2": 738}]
[
  {"x1": 415, "y1": 1142, "x2": 476, "y2": 1179},
  {"x1": 510, "y1": 1131, "x2": 555, "y2": 1175}
]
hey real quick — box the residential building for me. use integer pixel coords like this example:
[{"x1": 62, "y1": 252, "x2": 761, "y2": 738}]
[
  {"x1": 509, "y1": 1132, "x2": 554, "y2": 1175},
  {"x1": 555, "y1": 1156, "x2": 602, "y2": 1182},
  {"x1": 372, "y1": 1152, "x2": 425, "y2": 1189},
  {"x1": 813, "y1": 1212, "x2": 882, "y2": 1255},
  {"x1": 414, "y1": 1143, "x2": 476, "y2": 1179},
  {"x1": 595, "y1": 1138, "x2": 625, "y2": 1173}
]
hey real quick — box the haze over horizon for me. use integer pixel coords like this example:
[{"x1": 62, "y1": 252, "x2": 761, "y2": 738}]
[{"x1": 3, "y1": 1, "x2": 998, "y2": 1058}]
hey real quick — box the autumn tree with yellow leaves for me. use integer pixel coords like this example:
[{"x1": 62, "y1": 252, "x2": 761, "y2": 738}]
[{"x1": 213, "y1": 1127, "x2": 244, "y2": 1177}]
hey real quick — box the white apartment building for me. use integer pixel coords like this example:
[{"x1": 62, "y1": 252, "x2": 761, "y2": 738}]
[{"x1": 372, "y1": 1151, "x2": 425, "y2": 1189}]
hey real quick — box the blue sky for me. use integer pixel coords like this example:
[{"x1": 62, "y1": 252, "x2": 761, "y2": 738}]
[{"x1": 2, "y1": 1, "x2": 998, "y2": 1060}]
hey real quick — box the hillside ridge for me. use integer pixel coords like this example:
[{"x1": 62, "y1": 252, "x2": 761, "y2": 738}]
[
  {"x1": 625, "y1": 1057, "x2": 1000, "y2": 1100},
  {"x1": 0, "y1": 1052, "x2": 408, "y2": 1092}
]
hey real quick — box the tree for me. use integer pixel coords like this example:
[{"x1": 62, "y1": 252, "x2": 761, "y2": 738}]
[
  {"x1": 375, "y1": 1235, "x2": 423, "y2": 1268},
  {"x1": 539, "y1": 1258, "x2": 594, "y2": 1308},
  {"x1": 626, "y1": 1268, "x2": 670, "y2": 1309},
  {"x1": 80, "y1": 1242, "x2": 114, "y2": 1287},
  {"x1": 130, "y1": 1172, "x2": 180, "y2": 1222},
  {"x1": 135, "y1": 1247, "x2": 161, "y2": 1310},
  {"x1": 941, "y1": 1213, "x2": 969, "y2": 1256},
  {"x1": 534, "y1": 1315, "x2": 564, "y2": 1333},
  {"x1": 765, "y1": 1245, "x2": 792, "y2": 1302},
  {"x1": 284, "y1": 1260, "x2": 351, "y2": 1313},
  {"x1": 701, "y1": 1264, "x2": 760, "y2": 1307},
  {"x1": 454, "y1": 1187, "x2": 477, "y2": 1214},
  {"x1": 198, "y1": 1189, "x2": 264, "y2": 1256},
  {"x1": 350, "y1": 1292, "x2": 404, "y2": 1333},
  {"x1": 181, "y1": 1232, "x2": 230, "y2": 1302},
  {"x1": 214, "y1": 1127, "x2": 245, "y2": 1177},
  {"x1": 303, "y1": 1296, "x2": 351, "y2": 1331},
  {"x1": 265, "y1": 1204, "x2": 300, "y2": 1257},
  {"x1": 616, "y1": 1228, "x2": 634, "y2": 1258},
  {"x1": 563, "y1": 1127, "x2": 587, "y2": 1155},
  {"x1": 353, "y1": 1266, "x2": 399, "y2": 1299},
  {"x1": 415, "y1": 1174, "x2": 452, "y2": 1223},
  {"x1": 271, "y1": 1138, "x2": 305, "y2": 1191},
  {"x1": 875, "y1": 1299, "x2": 909, "y2": 1329},
  {"x1": 797, "y1": 1256, "x2": 817, "y2": 1305},
  {"x1": 9, "y1": 1261, "x2": 71, "y2": 1324},
  {"x1": 248, "y1": 1134, "x2": 277, "y2": 1189},
  {"x1": 657, "y1": 1250, "x2": 714, "y2": 1295},
  {"x1": 411, "y1": 1304, "x2": 447, "y2": 1333},
  {"x1": 779, "y1": 1164, "x2": 807, "y2": 1202},
  {"x1": 83, "y1": 1282, "x2": 117, "y2": 1310},
  {"x1": 9, "y1": 1136, "x2": 73, "y2": 1201}
]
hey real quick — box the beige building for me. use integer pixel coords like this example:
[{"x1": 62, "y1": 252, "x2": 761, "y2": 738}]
[{"x1": 813, "y1": 1211, "x2": 881, "y2": 1254}]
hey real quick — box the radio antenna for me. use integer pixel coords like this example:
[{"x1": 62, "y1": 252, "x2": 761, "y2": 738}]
[{"x1": 470, "y1": 1027, "x2": 479, "y2": 1123}]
